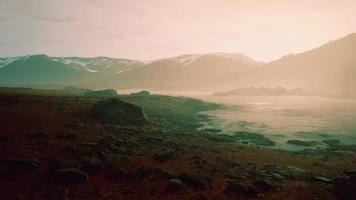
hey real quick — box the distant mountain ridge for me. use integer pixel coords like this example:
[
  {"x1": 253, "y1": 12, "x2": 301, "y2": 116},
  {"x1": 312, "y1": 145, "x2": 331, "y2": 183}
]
[
  {"x1": 230, "y1": 33, "x2": 356, "y2": 94},
  {"x1": 0, "y1": 52, "x2": 263, "y2": 89},
  {"x1": 0, "y1": 33, "x2": 355, "y2": 94}
]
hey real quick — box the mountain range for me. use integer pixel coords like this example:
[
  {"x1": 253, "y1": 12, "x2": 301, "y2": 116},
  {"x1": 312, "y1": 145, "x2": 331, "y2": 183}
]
[{"x1": 0, "y1": 33, "x2": 355, "y2": 95}]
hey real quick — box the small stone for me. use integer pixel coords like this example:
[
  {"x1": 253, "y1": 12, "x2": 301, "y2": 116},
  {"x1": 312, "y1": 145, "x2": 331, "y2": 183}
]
[
  {"x1": 55, "y1": 168, "x2": 89, "y2": 183},
  {"x1": 166, "y1": 179, "x2": 187, "y2": 192}
]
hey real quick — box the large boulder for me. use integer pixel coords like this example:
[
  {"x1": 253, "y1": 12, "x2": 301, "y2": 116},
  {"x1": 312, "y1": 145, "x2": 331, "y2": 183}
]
[
  {"x1": 179, "y1": 170, "x2": 211, "y2": 189},
  {"x1": 90, "y1": 98, "x2": 146, "y2": 125},
  {"x1": 333, "y1": 171, "x2": 356, "y2": 200},
  {"x1": 224, "y1": 181, "x2": 258, "y2": 198},
  {"x1": 54, "y1": 168, "x2": 89, "y2": 183}
]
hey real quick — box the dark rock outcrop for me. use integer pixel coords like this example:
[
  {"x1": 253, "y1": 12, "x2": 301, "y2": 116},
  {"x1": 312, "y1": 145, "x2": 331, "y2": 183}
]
[
  {"x1": 333, "y1": 171, "x2": 356, "y2": 200},
  {"x1": 179, "y1": 170, "x2": 211, "y2": 189},
  {"x1": 54, "y1": 168, "x2": 89, "y2": 183},
  {"x1": 84, "y1": 89, "x2": 117, "y2": 97},
  {"x1": 1, "y1": 159, "x2": 40, "y2": 174},
  {"x1": 224, "y1": 181, "x2": 258, "y2": 198},
  {"x1": 90, "y1": 98, "x2": 146, "y2": 125},
  {"x1": 166, "y1": 179, "x2": 187, "y2": 192}
]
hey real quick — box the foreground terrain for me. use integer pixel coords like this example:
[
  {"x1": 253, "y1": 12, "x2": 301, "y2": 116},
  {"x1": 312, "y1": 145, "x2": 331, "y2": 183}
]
[{"x1": 0, "y1": 87, "x2": 355, "y2": 200}]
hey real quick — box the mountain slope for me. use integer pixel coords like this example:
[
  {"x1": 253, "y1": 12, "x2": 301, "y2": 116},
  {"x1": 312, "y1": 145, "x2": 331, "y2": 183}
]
[
  {"x1": 233, "y1": 33, "x2": 356, "y2": 94},
  {"x1": 0, "y1": 55, "x2": 87, "y2": 86},
  {"x1": 116, "y1": 53, "x2": 263, "y2": 90}
]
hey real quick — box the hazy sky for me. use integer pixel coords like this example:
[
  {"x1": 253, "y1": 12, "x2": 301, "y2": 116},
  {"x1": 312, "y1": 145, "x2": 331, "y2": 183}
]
[{"x1": 0, "y1": 0, "x2": 355, "y2": 61}]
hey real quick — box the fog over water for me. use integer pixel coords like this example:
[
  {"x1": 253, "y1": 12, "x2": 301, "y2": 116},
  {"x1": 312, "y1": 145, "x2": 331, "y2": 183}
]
[
  {"x1": 119, "y1": 89, "x2": 356, "y2": 150},
  {"x1": 199, "y1": 95, "x2": 356, "y2": 150}
]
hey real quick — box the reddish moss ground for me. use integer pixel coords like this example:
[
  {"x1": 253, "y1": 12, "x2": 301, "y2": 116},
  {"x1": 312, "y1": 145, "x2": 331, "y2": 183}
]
[{"x1": 0, "y1": 88, "x2": 355, "y2": 200}]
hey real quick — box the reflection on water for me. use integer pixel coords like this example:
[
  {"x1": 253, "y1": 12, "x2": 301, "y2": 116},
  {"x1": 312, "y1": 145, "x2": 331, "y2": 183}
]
[
  {"x1": 118, "y1": 89, "x2": 356, "y2": 150},
  {"x1": 199, "y1": 95, "x2": 356, "y2": 150}
]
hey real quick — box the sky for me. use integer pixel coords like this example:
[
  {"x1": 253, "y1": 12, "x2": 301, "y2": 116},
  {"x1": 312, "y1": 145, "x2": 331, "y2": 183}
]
[{"x1": 0, "y1": 0, "x2": 355, "y2": 61}]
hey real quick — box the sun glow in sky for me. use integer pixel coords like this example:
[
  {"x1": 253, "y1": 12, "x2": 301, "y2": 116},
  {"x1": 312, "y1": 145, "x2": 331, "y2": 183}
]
[{"x1": 0, "y1": 0, "x2": 355, "y2": 61}]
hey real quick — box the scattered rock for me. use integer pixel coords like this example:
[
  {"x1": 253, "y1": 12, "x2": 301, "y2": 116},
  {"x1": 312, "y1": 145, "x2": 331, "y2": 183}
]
[
  {"x1": 322, "y1": 139, "x2": 341, "y2": 147},
  {"x1": 332, "y1": 173, "x2": 356, "y2": 200},
  {"x1": 2, "y1": 159, "x2": 39, "y2": 173},
  {"x1": 136, "y1": 166, "x2": 174, "y2": 179},
  {"x1": 224, "y1": 181, "x2": 258, "y2": 198},
  {"x1": 166, "y1": 179, "x2": 187, "y2": 192},
  {"x1": 153, "y1": 149, "x2": 176, "y2": 161},
  {"x1": 179, "y1": 170, "x2": 211, "y2": 189},
  {"x1": 203, "y1": 133, "x2": 236, "y2": 143},
  {"x1": 254, "y1": 179, "x2": 276, "y2": 191},
  {"x1": 90, "y1": 98, "x2": 146, "y2": 125},
  {"x1": 199, "y1": 129, "x2": 222, "y2": 134},
  {"x1": 55, "y1": 168, "x2": 89, "y2": 183},
  {"x1": 233, "y1": 131, "x2": 275, "y2": 146},
  {"x1": 81, "y1": 157, "x2": 104, "y2": 173},
  {"x1": 26, "y1": 132, "x2": 48, "y2": 139},
  {"x1": 108, "y1": 167, "x2": 132, "y2": 180},
  {"x1": 57, "y1": 133, "x2": 78, "y2": 140},
  {"x1": 53, "y1": 158, "x2": 82, "y2": 170},
  {"x1": 313, "y1": 176, "x2": 332, "y2": 183},
  {"x1": 43, "y1": 187, "x2": 69, "y2": 200}
]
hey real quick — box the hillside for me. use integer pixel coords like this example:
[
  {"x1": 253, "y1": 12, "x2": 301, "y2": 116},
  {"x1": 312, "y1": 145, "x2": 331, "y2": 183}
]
[
  {"x1": 0, "y1": 33, "x2": 355, "y2": 94},
  {"x1": 117, "y1": 53, "x2": 263, "y2": 90},
  {"x1": 232, "y1": 33, "x2": 356, "y2": 95},
  {"x1": 0, "y1": 55, "x2": 87, "y2": 86}
]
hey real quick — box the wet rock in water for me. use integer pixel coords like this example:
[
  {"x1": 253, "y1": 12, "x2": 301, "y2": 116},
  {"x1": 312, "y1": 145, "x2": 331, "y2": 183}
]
[
  {"x1": 199, "y1": 128, "x2": 222, "y2": 134},
  {"x1": 322, "y1": 139, "x2": 341, "y2": 147},
  {"x1": 224, "y1": 181, "x2": 258, "y2": 198},
  {"x1": 233, "y1": 131, "x2": 275, "y2": 146},
  {"x1": 179, "y1": 170, "x2": 211, "y2": 189},
  {"x1": 54, "y1": 168, "x2": 89, "y2": 183},
  {"x1": 203, "y1": 133, "x2": 236, "y2": 143},
  {"x1": 2, "y1": 159, "x2": 40, "y2": 173},
  {"x1": 84, "y1": 89, "x2": 117, "y2": 97},
  {"x1": 90, "y1": 98, "x2": 146, "y2": 126},
  {"x1": 166, "y1": 179, "x2": 187, "y2": 192},
  {"x1": 80, "y1": 157, "x2": 104, "y2": 173},
  {"x1": 287, "y1": 140, "x2": 319, "y2": 147},
  {"x1": 254, "y1": 179, "x2": 276, "y2": 191}
]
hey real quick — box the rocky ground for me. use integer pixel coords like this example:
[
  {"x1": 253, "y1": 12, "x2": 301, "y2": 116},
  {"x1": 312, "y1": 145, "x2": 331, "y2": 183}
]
[{"x1": 0, "y1": 87, "x2": 355, "y2": 200}]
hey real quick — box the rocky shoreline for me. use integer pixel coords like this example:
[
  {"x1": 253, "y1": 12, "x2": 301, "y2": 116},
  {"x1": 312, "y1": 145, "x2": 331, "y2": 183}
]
[{"x1": 0, "y1": 87, "x2": 355, "y2": 199}]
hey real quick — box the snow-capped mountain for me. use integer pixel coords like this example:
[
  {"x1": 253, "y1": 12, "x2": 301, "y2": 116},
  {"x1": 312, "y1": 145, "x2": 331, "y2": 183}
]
[
  {"x1": 0, "y1": 57, "x2": 23, "y2": 68},
  {"x1": 51, "y1": 57, "x2": 142, "y2": 74},
  {"x1": 116, "y1": 53, "x2": 264, "y2": 90}
]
